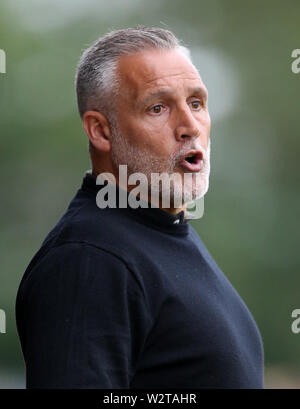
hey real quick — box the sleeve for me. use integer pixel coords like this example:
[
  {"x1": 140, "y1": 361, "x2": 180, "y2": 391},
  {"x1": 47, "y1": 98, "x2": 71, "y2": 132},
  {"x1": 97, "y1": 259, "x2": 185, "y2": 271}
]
[{"x1": 17, "y1": 242, "x2": 153, "y2": 388}]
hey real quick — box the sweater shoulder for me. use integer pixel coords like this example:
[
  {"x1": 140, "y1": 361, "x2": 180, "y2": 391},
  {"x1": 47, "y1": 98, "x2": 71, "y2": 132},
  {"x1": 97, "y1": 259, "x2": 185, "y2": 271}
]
[{"x1": 41, "y1": 189, "x2": 136, "y2": 258}]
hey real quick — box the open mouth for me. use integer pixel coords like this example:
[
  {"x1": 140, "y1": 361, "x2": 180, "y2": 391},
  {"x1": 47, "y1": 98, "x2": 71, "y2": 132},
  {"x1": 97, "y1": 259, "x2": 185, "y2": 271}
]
[
  {"x1": 185, "y1": 154, "x2": 198, "y2": 164},
  {"x1": 180, "y1": 151, "x2": 204, "y2": 172}
]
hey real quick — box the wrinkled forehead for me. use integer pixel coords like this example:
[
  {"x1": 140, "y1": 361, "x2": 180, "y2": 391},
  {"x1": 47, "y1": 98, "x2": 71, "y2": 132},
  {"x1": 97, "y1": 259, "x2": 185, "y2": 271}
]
[{"x1": 116, "y1": 49, "x2": 204, "y2": 100}]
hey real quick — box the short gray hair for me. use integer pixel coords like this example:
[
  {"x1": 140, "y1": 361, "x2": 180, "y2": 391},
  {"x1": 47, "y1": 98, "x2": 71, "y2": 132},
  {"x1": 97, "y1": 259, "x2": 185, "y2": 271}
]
[{"x1": 75, "y1": 25, "x2": 192, "y2": 120}]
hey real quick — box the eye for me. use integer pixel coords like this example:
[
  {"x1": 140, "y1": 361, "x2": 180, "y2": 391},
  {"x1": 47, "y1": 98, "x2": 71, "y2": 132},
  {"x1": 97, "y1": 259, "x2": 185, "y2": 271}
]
[
  {"x1": 149, "y1": 104, "x2": 164, "y2": 115},
  {"x1": 190, "y1": 100, "x2": 203, "y2": 110}
]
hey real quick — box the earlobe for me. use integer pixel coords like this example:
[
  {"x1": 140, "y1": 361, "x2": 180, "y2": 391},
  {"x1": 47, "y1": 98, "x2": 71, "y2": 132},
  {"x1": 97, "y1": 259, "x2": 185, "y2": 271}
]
[{"x1": 82, "y1": 110, "x2": 111, "y2": 153}]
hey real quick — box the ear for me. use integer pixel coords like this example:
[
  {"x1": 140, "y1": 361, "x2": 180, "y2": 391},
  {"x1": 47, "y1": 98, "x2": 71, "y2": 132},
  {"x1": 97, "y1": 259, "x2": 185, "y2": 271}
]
[{"x1": 82, "y1": 110, "x2": 111, "y2": 153}]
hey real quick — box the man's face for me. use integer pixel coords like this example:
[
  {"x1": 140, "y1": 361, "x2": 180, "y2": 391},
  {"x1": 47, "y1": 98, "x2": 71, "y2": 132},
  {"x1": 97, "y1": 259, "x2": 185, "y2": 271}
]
[{"x1": 109, "y1": 48, "x2": 211, "y2": 205}]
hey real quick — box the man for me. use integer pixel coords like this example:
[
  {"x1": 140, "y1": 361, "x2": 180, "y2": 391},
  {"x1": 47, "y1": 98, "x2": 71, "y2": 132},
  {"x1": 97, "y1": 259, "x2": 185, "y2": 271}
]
[{"x1": 16, "y1": 26, "x2": 264, "y2": 388}]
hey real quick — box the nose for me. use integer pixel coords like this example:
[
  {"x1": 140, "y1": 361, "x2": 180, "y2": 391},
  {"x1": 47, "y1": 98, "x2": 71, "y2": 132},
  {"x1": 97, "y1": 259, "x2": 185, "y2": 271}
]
[{"x1": 174, "y1": 105, "x2": 201, "y2": 142}]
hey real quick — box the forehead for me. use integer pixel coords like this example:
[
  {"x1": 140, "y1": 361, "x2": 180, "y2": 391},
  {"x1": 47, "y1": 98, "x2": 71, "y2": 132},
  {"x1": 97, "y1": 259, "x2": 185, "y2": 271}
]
[{"x1": 116, "y1": 49, "x2": 204, "y2": 99}]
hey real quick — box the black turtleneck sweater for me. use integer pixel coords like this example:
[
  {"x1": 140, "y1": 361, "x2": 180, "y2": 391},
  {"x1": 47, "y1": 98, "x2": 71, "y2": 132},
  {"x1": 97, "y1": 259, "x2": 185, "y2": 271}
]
[{"x1": 16, "y1": 171, "x2": 264, "y2": 389}]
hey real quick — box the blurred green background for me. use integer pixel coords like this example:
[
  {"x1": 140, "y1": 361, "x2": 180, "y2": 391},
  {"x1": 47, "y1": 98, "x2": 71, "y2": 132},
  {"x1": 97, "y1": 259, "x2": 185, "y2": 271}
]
[{"x1": 0, "y1": 0, "x2": 299, "y2": 388}]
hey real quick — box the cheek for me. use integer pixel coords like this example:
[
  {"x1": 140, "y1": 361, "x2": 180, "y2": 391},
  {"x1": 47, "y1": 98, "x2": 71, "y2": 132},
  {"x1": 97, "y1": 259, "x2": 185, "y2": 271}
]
[
  {"x1": 131, "y1": 120, "x2": 174, "y2": 154},
  {"x1": 201, "y1": 114, "x2": 211, "y2": 149}
]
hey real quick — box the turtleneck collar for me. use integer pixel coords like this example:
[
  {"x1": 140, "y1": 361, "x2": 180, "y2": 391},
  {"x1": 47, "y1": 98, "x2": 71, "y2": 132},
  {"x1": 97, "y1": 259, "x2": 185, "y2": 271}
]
[{"x1": 80, "y1": 170, "x2": 190, "y2": 235}]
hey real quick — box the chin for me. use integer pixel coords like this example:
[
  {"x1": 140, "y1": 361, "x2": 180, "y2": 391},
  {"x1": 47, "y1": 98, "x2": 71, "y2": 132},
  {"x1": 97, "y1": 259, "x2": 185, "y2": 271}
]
[{"x1": 180, "y1": 173, "x2": 209, "y2": 204}]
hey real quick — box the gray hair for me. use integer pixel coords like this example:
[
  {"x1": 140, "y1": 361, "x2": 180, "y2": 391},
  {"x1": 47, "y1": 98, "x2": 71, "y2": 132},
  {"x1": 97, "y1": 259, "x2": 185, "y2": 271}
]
[{"x1": 75, "y1": 25, "x2": 192, "y2": 120}]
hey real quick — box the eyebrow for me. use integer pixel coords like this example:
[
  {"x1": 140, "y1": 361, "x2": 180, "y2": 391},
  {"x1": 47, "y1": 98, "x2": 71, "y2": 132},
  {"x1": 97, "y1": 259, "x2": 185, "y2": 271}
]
[{"x1": 138, "y1": 86, "x2": 208, "y2": 108}]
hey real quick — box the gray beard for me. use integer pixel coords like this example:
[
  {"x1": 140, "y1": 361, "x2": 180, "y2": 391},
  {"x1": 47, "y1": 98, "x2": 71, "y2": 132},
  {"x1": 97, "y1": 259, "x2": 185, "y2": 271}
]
[{"x1": 109, "y1": 119, "x2": 211, "y2": 205}]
